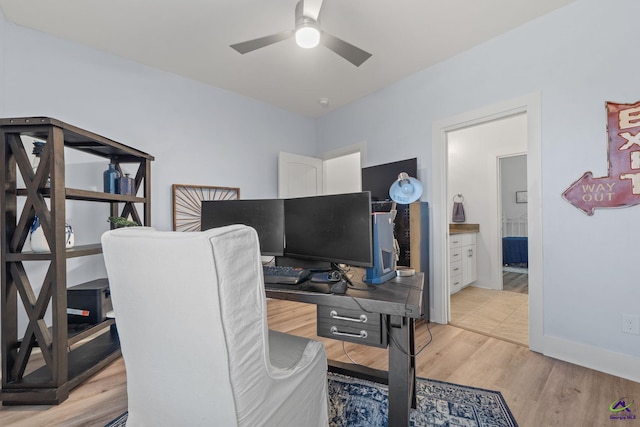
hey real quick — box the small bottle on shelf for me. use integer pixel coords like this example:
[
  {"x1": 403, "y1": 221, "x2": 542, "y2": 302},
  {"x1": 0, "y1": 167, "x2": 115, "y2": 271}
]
[
  {"x1": 103, "y1": 162, "x2": 120, "y2": 194},
  {"x1": 118, "y1": 173, "x2": 134, "y2": 196}
]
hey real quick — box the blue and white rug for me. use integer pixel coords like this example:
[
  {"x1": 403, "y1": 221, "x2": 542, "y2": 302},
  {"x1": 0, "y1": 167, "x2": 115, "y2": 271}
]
[
  {"x1": 107, "y1": 372, "x2": 518, "y2": 427},
  {"x1": 328, "y1": 373, "x2": 517, "y2": 427}
]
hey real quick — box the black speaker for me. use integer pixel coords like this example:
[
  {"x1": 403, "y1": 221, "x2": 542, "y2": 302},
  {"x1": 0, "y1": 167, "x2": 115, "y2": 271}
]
[{"x1": 67, "y1": 279, "x2": 112, "y2": 324}]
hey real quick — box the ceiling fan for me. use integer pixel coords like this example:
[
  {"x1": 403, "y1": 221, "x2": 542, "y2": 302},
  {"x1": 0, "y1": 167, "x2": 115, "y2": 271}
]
[{"x1": 230, "y1": 0, "x2": 372, "y2": 67}]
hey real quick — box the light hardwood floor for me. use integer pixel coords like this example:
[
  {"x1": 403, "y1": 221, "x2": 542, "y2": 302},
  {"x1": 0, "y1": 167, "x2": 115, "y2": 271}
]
[
  {"x1": 450, "y1": 285, "x2": 529, "y2": 346},
  {"x1": 1, "y1": 299, "x2": 638, "y2": 427}
]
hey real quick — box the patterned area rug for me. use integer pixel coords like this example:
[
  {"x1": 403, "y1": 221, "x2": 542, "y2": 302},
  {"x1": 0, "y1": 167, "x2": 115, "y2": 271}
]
[{"x1": 106, "y1": 372, "x2": 518, "y2": 427}]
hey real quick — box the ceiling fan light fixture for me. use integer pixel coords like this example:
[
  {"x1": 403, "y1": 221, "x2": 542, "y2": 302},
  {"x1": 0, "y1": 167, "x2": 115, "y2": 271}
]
[
  {"x1": 295, "y1": 22, "x2": 320, "y2": 49},
  {"x1": 231, "y1": 0, "x2": 371, "y2": 66}
]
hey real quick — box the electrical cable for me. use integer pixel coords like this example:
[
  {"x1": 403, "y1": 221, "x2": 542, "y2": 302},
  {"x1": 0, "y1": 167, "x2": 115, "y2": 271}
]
[
  {"x1": 340, "y1": 289, "x2": 432, "y2": 359},
  {"x1": 341, "y1": 341, "x2": 362, "y2": 366},
  {"x1": 329, "y1": 266, "x2": 431, "y2": 360}
]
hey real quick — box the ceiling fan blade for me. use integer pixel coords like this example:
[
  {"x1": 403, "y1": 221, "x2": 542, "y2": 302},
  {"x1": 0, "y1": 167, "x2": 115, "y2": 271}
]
[
  {"x1": 230, "y1": 30, "x2": 293, "y2": 54},
  {"x1": 302, "y1": 0, "x2": 324, "y2": 21},
  {"x1": 321, "y1": 32, "x2": 372, "y2": 67}
]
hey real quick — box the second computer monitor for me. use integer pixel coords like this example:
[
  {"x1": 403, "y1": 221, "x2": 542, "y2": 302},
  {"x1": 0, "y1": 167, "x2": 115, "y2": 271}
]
[
  {"x1": 201, "y1": 199, "x2": 285, "y2": 256},
  {"x1": 284, "y1": 192, "x2": 373, "y2": 268}
]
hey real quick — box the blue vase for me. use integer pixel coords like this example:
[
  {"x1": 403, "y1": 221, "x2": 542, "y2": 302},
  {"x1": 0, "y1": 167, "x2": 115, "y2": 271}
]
[{"x1": 103, "y1": 163, "x2": 120, "y2": 193}]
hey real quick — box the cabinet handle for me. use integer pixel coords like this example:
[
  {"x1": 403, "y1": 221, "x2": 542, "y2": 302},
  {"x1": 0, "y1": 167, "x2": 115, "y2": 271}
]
[
  {"x1": 330, "y1": 326, "x2": 368, "y2": 339},
  {"x1": 468, "y1": 249, "x2": 473, "y2": 257},
  {"x1": 330, "y1": 310, "x2": 367, "y2": 323}
]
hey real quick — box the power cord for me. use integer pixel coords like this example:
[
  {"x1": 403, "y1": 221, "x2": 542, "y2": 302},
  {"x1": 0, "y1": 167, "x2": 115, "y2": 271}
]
[
  {"x1": 331, "y1": 265, "x2": 431, "y2": 359},
  {"x1": 336, "y1": 292, "x2": 433, "y2": 361}
]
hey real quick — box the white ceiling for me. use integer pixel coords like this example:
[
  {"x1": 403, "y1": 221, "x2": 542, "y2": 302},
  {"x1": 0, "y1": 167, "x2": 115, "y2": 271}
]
[{"x1": 0, "y1": 0, "x2": 575, "y2": 118}]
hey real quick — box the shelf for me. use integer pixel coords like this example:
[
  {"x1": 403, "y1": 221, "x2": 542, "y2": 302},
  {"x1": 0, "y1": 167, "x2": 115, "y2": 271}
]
[
  {"x1": 17, "y1": 187, "x2": 147, "y2": 203},
  {"x1": 16, "y1": 319, "x2": 116, "y2": 348},
  {"x1": 67, "y1": 319, "x2": 116, "y2": 346},
  {"x1": 1, "y1": 329, "x2": 121, "y2": 405},
  {"x1": 0, "y1": 117, "x2": 154, "y2": 162},
  {"x1": 6, "y1": 244, "x2": 103, "y2": 261},
  {"x1": 1, "y1": 117, "x2": 152, "y2": 405}
]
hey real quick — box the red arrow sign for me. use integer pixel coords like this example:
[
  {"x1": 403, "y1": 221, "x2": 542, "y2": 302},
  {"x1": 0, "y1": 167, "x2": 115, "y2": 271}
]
[{"x1": 563, "y1": 101, "x2": 640, "y2": 215}]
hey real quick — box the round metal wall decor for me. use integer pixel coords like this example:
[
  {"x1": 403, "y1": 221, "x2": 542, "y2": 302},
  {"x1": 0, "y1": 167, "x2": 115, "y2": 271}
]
[{"x1": 172, "y1": 184, "x2": 240, "y2": 231}]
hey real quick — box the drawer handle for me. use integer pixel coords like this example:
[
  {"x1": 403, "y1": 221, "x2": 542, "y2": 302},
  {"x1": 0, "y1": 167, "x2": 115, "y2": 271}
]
[
  {"x1": 330, "y1": 326, "x2": 368, "y2": 339},
  {"x1": 330, "y1": 310, "x2": 367, "y2": 323},
  {"x1": 452, "y1": 267, "x2": 460, "y2": 272}
]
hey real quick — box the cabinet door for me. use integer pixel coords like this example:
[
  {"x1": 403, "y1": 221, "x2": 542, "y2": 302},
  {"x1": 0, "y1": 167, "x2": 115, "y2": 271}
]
[{"x1": 462, "y1": 243, "x2": 477, "y2": 285}]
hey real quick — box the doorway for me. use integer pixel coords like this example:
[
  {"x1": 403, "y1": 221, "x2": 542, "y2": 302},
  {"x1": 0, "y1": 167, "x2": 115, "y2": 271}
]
[
  {"x1": 278, "y1": 145, "x2": 363, "y2": 198},
  {"x1": 499, "y1": 154, "x2": 529, "y2": 289},
  {"x1": 431, "y1": 93, "x2": 542, "y2": 352},
  {"x1": 446, "y1": 116, "x2": 529, "y2": 346}
]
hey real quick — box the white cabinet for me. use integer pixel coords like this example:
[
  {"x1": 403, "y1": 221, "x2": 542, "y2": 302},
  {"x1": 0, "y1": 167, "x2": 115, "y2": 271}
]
[
  {"x1": 449, "y1": 235, "x2": 463, "y2": 294},
  {"x1": 449, "y1": 233, "x2": 477, "y2": 294},
  {"x1": 461, "y1": 233, "x2": 477, "y2": 286}
]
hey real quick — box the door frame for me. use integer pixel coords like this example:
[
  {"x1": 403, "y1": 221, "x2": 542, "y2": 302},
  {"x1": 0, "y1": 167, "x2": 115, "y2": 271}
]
[{"x1": 431, "y1": 93, "x2": 542, "y2": 352}]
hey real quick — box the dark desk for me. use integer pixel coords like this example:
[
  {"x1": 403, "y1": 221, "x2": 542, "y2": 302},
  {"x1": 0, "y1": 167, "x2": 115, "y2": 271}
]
[{"x1": 266, "y1": 271, "x2": 424, "y2": 427}]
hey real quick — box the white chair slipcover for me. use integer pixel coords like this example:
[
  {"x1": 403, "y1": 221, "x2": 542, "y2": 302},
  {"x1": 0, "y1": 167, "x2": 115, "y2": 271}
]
[{"x1": 101, "y1": 225, "x2": 328, "y2": 426}]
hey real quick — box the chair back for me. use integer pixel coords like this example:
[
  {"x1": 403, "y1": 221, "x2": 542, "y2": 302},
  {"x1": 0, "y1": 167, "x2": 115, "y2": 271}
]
[{"x1": 102, "y1": 225, "x2": 267, "y2": 426}]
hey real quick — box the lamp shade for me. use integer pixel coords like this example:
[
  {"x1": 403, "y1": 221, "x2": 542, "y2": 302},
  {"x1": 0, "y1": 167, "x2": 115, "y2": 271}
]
[{"x1": 389, "y1": 172, "x2": 423, "y2": 204}]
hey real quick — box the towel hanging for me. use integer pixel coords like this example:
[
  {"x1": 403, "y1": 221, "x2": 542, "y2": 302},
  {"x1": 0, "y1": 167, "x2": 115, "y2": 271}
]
[{"x1": 452, "y1": 194, "x2": 466, "y2": 223}]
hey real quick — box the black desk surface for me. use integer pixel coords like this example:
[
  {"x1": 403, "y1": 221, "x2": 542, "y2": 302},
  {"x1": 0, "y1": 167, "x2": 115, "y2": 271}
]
[{"x1": 265, "y1": 269, "x2": 424, "y2": 319}]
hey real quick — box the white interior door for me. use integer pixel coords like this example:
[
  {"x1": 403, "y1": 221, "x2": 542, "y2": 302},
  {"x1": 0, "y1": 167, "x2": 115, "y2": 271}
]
[{"x1": 278, "y1": 152, "x2": 323, "y2": 198}]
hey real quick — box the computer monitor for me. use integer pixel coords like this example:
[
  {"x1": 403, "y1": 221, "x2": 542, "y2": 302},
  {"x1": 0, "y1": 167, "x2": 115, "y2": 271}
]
[
  {"x1": 283, "y1": 192, "x2": 373, "y2": 268},
  {"x1": 201, "y1": 199, "x2": 285, "y2": 256},
  {"x1": 361, "y1": 158, "x2": 418, "y2": 202}
]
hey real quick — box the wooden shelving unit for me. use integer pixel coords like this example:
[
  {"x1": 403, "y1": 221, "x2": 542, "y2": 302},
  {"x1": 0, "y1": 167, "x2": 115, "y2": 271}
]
[{"x1": 0, "y1": 117, "x2": 154, "y2": 405}]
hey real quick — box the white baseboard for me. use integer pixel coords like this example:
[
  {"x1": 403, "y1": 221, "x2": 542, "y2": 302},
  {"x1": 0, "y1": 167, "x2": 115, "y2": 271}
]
[{"x1": 544, "y1": 335, "x2": 640, "y2": 383}]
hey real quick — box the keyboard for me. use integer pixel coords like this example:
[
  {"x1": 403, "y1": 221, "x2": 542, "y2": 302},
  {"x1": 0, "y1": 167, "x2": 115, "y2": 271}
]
[{"x1": 262, "y1": 265, "x2": 311, "y2": 285}]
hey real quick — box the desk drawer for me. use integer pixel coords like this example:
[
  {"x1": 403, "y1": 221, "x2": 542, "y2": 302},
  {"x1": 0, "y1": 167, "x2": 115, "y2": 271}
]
[{"x1": 317, "y1": 305, "x2": 387, "y2": 348}]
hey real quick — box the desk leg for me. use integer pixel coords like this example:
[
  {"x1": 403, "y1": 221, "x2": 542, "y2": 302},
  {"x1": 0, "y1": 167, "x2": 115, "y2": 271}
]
[{"x1": 387, "y1": 315, "x2": 416, "y2": 427}]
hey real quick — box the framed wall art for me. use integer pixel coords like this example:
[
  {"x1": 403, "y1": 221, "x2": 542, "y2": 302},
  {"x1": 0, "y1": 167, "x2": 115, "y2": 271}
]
[
  {"x1": 516, "y1": 191, "x2": 528, "y2": 204},
  {"x1": 172, "y1": 184, "x2": 240, "y2": 231}
]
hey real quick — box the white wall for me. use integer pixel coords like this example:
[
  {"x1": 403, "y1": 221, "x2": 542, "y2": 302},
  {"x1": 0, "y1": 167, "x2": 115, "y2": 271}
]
[
  {"x1": 448, "y1": 114, "x2": 527, "y2": 290},
  {"x1": 1, "y1": 17, "x2": 316, "y2": 232},
  {"x1": 316, "y1": 0, "x2": 640, "y2": 380},
  {"x1": 2, "y1": 0, "x2": 639, "y2": 382},
  {"x1": 500, "y1": 155, "x2": 528, "y2": 224},
  {"x1": 0, "y1": 13, "x2": 315, "y2": 332}
]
